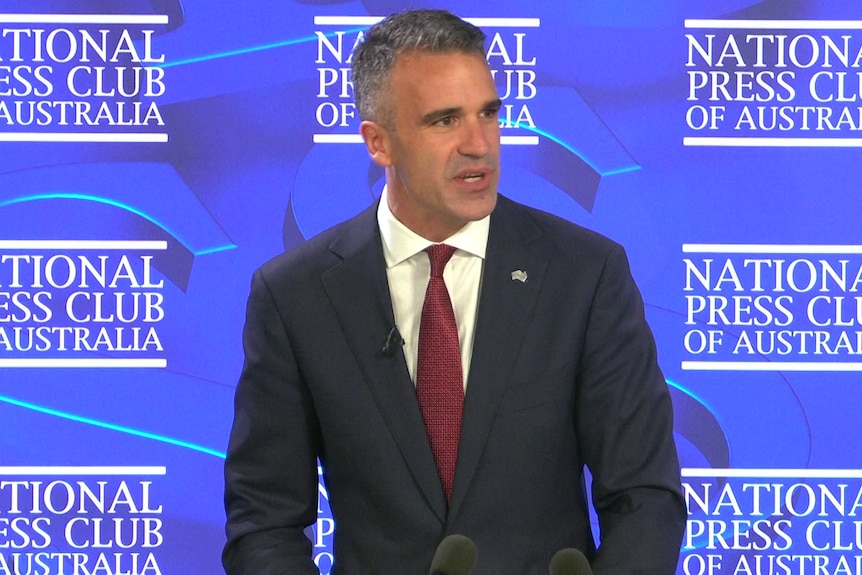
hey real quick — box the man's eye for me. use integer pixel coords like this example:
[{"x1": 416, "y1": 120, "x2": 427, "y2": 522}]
[
  {"x1": 434, "y1": 116, "x2": 454, "y2": 127},
  {"x1": 482, "y1": 107, "x2": 501, "y2": 119}
]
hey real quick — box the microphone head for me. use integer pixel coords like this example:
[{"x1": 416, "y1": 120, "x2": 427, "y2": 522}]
[
  {"x1": 549, "y1": 547, "x2": 593, "y2": 575},
  {"x1": 429, "y1": 534, "x2": 478, "y2": 575}
]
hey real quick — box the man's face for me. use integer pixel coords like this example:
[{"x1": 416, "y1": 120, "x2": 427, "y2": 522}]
[{"x1": 362, "y1": 50, "x2": 501, "y2": 242}]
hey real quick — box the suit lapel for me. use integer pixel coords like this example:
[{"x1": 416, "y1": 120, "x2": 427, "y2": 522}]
[
  {"x1": 449, "y1": 197, "x2": 550, "y2": 519},
  {"x1": 320, "y1": 205, "x2": 448, "y2": 521}
]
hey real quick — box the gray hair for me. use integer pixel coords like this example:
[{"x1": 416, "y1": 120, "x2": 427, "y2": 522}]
[{"x1": 351, "y1": 9, "x2": 486, "y2": 124}]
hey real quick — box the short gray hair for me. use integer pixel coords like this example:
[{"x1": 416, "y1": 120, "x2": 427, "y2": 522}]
[{"x1": 351, "y1": 9, "x2": 486, "y2": 124}]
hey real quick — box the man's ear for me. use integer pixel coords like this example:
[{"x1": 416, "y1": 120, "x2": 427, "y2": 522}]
[{"x1": 360, "y1": 120, "x2": 393, "y2": 167}]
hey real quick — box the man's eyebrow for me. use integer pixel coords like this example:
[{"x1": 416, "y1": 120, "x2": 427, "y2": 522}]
[
  {"x1": 420, "y1": 107, "x2": 462, "y2": 125},
  {"x1": 419, "y1": 99, "x2": 503, "y2": 125},
  {"x1": 485, "y1": 98, "x2": 503, "y2": 111}
]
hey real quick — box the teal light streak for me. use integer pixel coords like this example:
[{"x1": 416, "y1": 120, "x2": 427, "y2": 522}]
[
  {"x1": 0, "y1": 193, "x2": 236, "y2": 256},
  {"x1": 0, "y1": 393, "x2": 226, "y2": 459},
  {"x1": 195, "y1": 244, "x2": 238, "y2": 256},
  {"x1": 666, "y1": 378, "x2": 714, "y2": 413},
  {"x1": 522, "y1": 124, "x2": 641, "y2": 177},
  {"x1": 597, "y1": 164, "x2": 641, "y2": 177},
  {"x1": 159, "y1": 28, "x2": 366, "y2": 69}
]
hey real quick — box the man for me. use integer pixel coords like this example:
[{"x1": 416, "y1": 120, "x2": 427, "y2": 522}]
[{"x1": 224, "y1": 9, "x2": 685, "y2": 574}]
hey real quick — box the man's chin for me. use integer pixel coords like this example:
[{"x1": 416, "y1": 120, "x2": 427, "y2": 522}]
[{"x1": 466, "y1": 189, "x2": 497, "y2": 219}]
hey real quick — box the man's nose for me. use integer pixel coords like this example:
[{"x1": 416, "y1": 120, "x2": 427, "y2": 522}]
[{"x1": 457, "y1": 119, "x2": 496, "y2": 157}]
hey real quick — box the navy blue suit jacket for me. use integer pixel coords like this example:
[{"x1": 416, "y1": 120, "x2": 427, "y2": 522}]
[{"x1": 223, "y1": 195, "x2": 686, "y2": 574}]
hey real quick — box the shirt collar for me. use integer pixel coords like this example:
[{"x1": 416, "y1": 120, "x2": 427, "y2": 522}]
[{"x1": 377, "y1": 186, "x2": 490, "y2": 268}]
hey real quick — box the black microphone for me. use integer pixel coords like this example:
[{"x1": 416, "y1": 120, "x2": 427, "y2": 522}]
[
  {"x1": 429, "y1": 534, "x2": 477, "y2": 575},
  {"x1": 381, "y1": 326, "x2": 404, "y2": 356},
  {"x1": 549, "y1": 548, "x2": 593, "y2": 575}
]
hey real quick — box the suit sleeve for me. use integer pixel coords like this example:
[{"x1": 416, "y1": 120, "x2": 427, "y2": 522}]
[
  {"x1": 575, "y1": 244, "x2": 687, "y2": 574},
  {"x1": 222, "y1": 268, "x2": 322, "y2": 575}
]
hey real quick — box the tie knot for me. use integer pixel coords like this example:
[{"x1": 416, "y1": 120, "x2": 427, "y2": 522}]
[{"x1": 426, "y1": 244, "x2": 457, "y2": 278}]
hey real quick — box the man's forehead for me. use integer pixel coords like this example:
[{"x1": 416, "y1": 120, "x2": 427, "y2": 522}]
[
  {"x1": 389, "y1": 51, "x2": 494, "y2": 93},
  {"x1": 383, "y1": 50, "x2": 496, "y2": 120}
]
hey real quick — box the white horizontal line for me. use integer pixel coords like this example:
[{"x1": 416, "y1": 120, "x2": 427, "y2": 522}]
[
  {"x1": 682, "y1": 361, "x2": 862, "y2": 371},
  {"x1": 465, "y1": 18, "x2": 540, "y2": 28},
  {"x1": 313, "y1": 134, "x2": 539, "y2": 145},
  {"x1": 683, "y1": 468, "x2": 862, "y2": 479},
  {"x1": 313, "y1": 16, "x2": 382, "y2": 26},
  {"x1": 501, "y1": 136, "x2": 539, "y2": 145},
  {"x1": 0, "y1": 240, "x2": 167, "y2": 250},
  {"x1": 682, "y1": 243, "x2": 862, "y2": 254},
  {"x1": 313, "y1": 16, "x2": 539, "y2": 27},
  {"x1": 0, "y1": 14, "x2": 168, "y2": 25},
  {"x1": 685, "y1": 19, "x2": 862, "y2": 30},
  {"x1": 0, "y1": 466, "x2": 166, "y2": 476},
  {"x1": 0, "y1": 359, "x2": 167, "y2": 368},
  {"x1": 314, "y1": 134, "x2": 363, "y2": 143},
  {"x1": 684, "y1": 137, "x2": 862, "y2": 148},
  {"x1": 0, "y1": 133, "x2": 168, "y2": 143}
]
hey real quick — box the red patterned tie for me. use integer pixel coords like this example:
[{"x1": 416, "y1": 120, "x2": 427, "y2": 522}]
[{"x1": 416, "y1": 244, "x2": 464, "y2": 502}]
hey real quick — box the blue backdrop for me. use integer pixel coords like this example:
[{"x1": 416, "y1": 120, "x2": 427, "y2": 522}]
[{"x1": 2, "y1": 1, "x2": 862, "y2": 573}]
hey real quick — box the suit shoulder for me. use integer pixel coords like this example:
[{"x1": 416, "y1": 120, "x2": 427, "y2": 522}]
[
  {"x1": 499, "y1": 196, "x2": 623, "y2": 261},
  {"x1": 255, "y1": 205, "x2": 376, "y2": 286}
]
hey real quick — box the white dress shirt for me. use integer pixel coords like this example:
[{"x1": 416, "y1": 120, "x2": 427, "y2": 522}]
[{"x1": 376, "y1": 188, "x2": 489, "y2": 389}]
